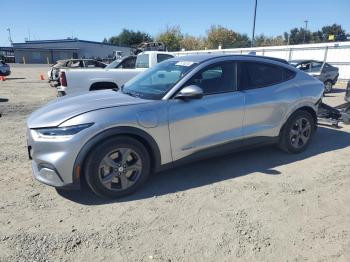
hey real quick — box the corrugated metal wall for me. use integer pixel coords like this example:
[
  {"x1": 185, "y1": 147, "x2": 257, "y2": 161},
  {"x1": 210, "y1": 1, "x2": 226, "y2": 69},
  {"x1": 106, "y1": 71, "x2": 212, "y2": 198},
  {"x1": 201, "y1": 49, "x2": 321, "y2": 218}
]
[{"x1": 172, "y1": 41, "x2": 350, "y2": 80}]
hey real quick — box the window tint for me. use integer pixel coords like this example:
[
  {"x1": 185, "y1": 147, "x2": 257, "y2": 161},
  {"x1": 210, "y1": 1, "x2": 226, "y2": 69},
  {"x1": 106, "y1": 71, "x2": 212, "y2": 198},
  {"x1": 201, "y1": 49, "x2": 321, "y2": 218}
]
[
  {"x1": 239, "y1": 62, "x2": 294, "y2": 90},
  {"x1": 187, "y1": 62, "x2": 235, "y2": 95},
  {"x1": 157, "y1": 54, "x2": 174, "y2": 63}
]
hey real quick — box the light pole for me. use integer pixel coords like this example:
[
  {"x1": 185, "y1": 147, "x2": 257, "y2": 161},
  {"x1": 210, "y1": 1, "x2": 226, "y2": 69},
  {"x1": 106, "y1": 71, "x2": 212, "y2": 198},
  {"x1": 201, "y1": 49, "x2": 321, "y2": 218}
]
[
  {"x1": 6, "y1": 28, "x2": 13, "y2": 46},
  {"x1": 303, "y1": 20, "x2": 308, "y2": 44},
  {"x1": 251, "y1": 0, "x2": 258, "y2": 47}
]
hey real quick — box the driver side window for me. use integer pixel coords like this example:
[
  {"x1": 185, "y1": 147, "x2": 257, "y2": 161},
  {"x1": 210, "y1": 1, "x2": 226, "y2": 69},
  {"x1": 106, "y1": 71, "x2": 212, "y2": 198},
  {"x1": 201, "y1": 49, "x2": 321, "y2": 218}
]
[{"x1": 186, "y1": 62, "x2": 236, "y2": 95}]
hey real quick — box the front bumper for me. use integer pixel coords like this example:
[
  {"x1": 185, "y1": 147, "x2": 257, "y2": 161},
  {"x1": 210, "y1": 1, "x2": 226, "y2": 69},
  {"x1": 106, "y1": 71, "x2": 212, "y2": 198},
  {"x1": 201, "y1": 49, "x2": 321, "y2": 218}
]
[
  {"x1": 26, "y1": 127, "x2": 92, "y2": 189},
  {"x1": 31, "y1": 161, "x2": 73, "y2": 188}
]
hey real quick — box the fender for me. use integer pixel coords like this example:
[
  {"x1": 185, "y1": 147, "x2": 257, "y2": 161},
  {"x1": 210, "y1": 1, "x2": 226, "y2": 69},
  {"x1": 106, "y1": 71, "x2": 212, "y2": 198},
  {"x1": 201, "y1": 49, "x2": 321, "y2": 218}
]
[{"x1": 72, "y1": 126, "x2": 162, "y2": 187}]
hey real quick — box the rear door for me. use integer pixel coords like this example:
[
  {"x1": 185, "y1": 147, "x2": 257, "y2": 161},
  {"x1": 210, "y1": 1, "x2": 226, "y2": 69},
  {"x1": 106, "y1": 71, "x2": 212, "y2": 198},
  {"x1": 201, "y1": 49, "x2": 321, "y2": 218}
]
[
  {"x1": 168, "y1": 61, "x2": 245, "y2": 161},
  {"x1": 238, "y1": 61, "x2": 297, "y2": 140}
]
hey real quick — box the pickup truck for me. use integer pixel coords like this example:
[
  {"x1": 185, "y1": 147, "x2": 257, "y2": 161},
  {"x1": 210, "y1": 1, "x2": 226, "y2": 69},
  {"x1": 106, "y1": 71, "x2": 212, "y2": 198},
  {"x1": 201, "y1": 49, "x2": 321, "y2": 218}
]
[{"x1": 57, "y1": 51, "x2": 174, "y2": 96}]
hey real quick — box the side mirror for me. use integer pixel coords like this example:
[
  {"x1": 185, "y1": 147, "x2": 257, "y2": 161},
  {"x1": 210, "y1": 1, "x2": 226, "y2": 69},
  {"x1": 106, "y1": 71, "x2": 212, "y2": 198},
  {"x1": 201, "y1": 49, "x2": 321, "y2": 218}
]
[{"x1": 175, "y1": 85, "x2": 204, "y2": 100}]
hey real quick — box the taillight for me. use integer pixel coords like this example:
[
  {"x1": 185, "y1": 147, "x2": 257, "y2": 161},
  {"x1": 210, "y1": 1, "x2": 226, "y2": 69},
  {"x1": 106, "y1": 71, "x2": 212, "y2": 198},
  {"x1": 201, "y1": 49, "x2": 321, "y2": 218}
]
[{"x1": 60, "y1": 71, "x2": 67, "y2": 86}]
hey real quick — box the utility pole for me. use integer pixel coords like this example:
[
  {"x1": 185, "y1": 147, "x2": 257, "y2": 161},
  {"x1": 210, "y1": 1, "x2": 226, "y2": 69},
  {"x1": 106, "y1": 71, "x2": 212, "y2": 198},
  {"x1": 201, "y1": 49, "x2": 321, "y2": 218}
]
[
  {"x1": 6, "y1": 28, "x2": 13, "y2": 46},
  {"x1": 303, "y1": 20, "x2": 308, "y2": 44},
  {"x1": 251, "y1": 0, "x2": 258, "y2": 47}
]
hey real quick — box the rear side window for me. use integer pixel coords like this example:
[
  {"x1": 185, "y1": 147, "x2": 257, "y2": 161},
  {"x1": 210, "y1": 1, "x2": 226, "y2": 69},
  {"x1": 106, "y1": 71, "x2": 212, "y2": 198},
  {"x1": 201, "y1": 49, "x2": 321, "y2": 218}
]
[
  {"x1": 239, "y1": 62, "x2": 295, "y2": 90},
  {"x1": 157, "y1": 54, "x2": 174, "y2": 63},
  {"x1": 136, "y1": 54, "x2": 150, "y2": 68}
]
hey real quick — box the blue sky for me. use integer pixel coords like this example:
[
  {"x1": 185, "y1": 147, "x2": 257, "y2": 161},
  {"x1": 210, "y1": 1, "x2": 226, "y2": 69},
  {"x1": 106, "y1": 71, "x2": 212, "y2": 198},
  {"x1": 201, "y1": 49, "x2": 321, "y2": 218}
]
[{"x1": 1, "y1": 0, "x2": 350, "y2": 46}]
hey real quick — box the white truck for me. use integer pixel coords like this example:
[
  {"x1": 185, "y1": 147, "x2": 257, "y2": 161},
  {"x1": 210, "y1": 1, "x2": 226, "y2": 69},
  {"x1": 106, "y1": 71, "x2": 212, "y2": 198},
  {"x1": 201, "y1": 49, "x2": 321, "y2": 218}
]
[{"x1": 57, "y1": 51, "x2": 174, "y2": 96}]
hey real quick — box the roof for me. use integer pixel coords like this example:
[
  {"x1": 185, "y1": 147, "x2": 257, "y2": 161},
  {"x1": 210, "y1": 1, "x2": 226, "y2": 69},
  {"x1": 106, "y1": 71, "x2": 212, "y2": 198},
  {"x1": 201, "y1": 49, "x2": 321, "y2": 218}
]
[
  {"x1": 12, "y1": 47, "x2": 80, "y2": 51},
  {"x1": 289, "y1": 59, "x2": 321, "y2": 64},
  {"x1": 172, "y1": 54, "x2": 289, "y2": 65},
  {"x1": 12, "y1": 39, "x2": 127, "y2": 48}
]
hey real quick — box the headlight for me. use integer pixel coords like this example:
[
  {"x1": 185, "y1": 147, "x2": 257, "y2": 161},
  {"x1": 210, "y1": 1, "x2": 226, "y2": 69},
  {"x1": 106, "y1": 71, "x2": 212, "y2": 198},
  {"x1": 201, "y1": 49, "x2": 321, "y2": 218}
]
[{"x1": 31, "y1": 123, "x2": 94, "y2": 140}]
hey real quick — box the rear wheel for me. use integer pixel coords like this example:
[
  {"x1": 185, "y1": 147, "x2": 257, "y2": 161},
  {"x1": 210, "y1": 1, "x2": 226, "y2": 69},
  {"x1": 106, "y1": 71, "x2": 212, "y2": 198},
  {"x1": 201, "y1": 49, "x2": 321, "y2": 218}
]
[
  {"x1": 85, "y1": 136, "x2": 151, "y2": 198},
  {"x1": 324, "y1": 80, "x2": 333, "y2": 93},
  {"x1": 279, "y1": 110, "x2": 315, "y2": 153}
]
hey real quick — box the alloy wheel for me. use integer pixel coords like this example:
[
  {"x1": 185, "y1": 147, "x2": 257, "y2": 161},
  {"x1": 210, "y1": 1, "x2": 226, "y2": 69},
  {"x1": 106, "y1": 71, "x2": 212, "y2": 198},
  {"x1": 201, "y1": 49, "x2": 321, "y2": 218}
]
[
  {"x1": 289, "y1": 117, "x2": 312, "y2": 149},
  {"x1": 98, "y1": 148, "x2": 142, "y2": 191}
]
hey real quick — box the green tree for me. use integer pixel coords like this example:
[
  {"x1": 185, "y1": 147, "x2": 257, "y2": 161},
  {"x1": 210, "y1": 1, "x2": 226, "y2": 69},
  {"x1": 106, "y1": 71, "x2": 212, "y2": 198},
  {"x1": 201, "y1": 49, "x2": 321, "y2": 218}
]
[
  {"x1": 321, "y1": 24, "x2": 346, "y2": 41},
  {"x1": 284, "y1": 27, "x2": 312, "y2": 45},
  {"x1": 233, "y1": 33, "x2": 251, "y2": 48},
  {"x1": 180, "y1": 35, "x2": 206, "y2": 50},
  {"x1": 108, "y1": 29, "x2": 153, "y2": 46},
  {"x1": 254, "y1": 34, "x2": 284, "y2": 47},
  {"x1": 156, "y1": 26, "x2": 183, "y2": 51},
  {"x1": 206, "y1": 25, "x2": 238, "y2": 49}
]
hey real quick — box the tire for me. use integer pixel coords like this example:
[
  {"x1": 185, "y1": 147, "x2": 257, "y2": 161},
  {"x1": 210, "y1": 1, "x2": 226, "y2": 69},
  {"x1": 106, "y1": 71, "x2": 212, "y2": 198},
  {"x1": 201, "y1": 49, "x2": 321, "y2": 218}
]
[
  {"x1": 279, "y1": 110, "x2": 315, "y2": 154},
  {"x1": 84, "y1": 136, "x2": 151, "y2": 198},
  {"x1": 324, "y1": 80, "x2": 333, "y2": 93}
]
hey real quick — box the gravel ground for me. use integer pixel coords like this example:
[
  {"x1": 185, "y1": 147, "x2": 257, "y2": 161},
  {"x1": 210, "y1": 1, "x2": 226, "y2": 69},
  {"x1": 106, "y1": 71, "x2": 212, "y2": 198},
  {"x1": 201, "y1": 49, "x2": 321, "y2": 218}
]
[{"x1": 0, "y1": 65, "x2": 350, "y2": 262}]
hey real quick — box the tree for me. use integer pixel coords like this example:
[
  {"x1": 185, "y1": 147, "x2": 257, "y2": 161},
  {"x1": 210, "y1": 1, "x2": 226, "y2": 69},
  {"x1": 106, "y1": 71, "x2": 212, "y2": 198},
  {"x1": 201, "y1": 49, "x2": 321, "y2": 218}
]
[
  {"x1": 233, "y1": 33, "x2": 251, "y2": 48},
  {"x1": 254, "y1": 34, "x2": 284, "y2": 47},
  {"x1": 311, "y1": 30, "x2": 324, "y2": 43},
  {"x1": 108, "y1": 29, "x2": 153, "y2": 46},
  {"x1": 180, "y1": 35, "x2": 206, "y2": 51},
  {"x1": 156, "y1": 26, "x2": 183, "y2": 51},
  {"x1": 321, "y1": 24, "x2": 346, "y2": 41},
  {"x1": 206, "y1": 25, "x2": 238, "y2": 49},
  {"x1": 102, "y1": 38, "x2": 108, "y2": 43},
  {"x1": 285, "y1": 27, "x2": 312, "y2": 45}
]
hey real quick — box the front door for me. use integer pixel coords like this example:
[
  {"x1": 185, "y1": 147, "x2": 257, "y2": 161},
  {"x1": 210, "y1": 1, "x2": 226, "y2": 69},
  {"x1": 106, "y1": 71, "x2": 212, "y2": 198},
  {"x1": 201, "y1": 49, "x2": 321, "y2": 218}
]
[{"x1": 168, "y1": 61, "x2": 245, "y2": 161}]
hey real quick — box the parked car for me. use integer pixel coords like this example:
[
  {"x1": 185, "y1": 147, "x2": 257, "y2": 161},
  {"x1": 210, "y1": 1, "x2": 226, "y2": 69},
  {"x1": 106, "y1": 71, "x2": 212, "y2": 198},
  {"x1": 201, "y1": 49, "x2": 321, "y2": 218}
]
[
  {"x1": 57, "y1": 51, "x2": 174, "y2": 96},
  {"x1": 26, "y1": 54, "x2": 324, "y2": 198},
  {"x1": 48, "y1": 59, "x2": 107, "y2": 87},
  {"x1": 0, "y1": 60, "x2": 11, "y2": 76},
  {"x1": 290, "y1": 60, "x2": 339, "y2": 93}
]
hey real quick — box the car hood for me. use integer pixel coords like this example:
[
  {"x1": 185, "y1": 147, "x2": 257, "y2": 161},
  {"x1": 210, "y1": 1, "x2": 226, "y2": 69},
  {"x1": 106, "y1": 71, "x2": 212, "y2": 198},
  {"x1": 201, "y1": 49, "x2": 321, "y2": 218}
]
[{"x1": 27, "y1": 90, "x2": 150, "y2": 128}]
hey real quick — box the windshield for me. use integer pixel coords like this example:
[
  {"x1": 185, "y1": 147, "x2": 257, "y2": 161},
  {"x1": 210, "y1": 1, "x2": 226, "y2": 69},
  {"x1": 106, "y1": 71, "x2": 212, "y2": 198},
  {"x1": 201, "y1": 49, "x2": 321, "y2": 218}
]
[{"x1": 122, "y1": 60, "x2": 198, "y2": 100}]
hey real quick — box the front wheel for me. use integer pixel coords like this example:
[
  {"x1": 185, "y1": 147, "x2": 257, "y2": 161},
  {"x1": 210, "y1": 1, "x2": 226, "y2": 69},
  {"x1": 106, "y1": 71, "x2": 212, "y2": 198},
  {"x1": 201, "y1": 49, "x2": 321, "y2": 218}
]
[
  {"x1": 84, "y1": 136, "x2": 151, "y2": 198},
  {"x1": 279, "y1": 110, "x2": 315, "y2": 154}
]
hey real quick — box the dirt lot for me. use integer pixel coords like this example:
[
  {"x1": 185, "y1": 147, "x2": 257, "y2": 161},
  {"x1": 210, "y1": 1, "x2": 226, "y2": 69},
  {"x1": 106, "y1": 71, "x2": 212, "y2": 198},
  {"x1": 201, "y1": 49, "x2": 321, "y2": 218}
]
[{"x1": 0, "y1": 64, "x2": 349, "y2": 262}]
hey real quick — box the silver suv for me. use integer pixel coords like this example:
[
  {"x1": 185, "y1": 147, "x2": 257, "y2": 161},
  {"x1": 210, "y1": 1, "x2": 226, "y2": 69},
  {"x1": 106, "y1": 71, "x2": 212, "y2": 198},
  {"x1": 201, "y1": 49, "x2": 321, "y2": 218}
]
[{"x1": 27, "y1": 55, "x2": 324, "y2": 198}]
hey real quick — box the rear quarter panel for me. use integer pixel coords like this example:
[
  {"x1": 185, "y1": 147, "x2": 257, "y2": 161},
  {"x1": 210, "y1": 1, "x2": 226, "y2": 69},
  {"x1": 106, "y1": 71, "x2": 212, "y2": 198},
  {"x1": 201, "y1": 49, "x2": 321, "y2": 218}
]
[{"x1": 282, "y1": 72, "x2": 323, "y2": 124}]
